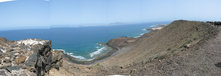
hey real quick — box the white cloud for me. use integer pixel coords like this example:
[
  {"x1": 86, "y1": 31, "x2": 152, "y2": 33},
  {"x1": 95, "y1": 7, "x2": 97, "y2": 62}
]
[
  {"x1": 44, "y1": 0, "x2": 50, "y2": 2},
  {"x1": 0, "y1": 0, "x2": 15, "y2": 3}
]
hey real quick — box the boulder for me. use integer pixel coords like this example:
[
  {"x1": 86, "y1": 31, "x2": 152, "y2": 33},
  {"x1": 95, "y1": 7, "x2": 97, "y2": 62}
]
[
  {"x1": 51, "y1": 50, "x2": 64, "y2": 69},
  {"x1": 15, "y1": 55, "x2": 27, "y2": 64},
  {"x1": 25, "y1": 53, "x2": 38, "y2": 67},
  {"x1": 0, "y1": 70, "x2": 7, "y2": 76},
  {"x1": 6, "y1": 66, "x2": 20, "y2": 73},
  {"x1": 3, "y1": 57, "x2": 11, "y2": 63}
]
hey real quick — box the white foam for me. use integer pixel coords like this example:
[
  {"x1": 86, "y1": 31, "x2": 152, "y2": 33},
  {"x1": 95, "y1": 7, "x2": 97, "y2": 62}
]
[
  {"x1": 53, "y1": 49, "x2": 65, "y2": 52},
  {"x1": 96, "y1": 46, "x2": 99, "y2": 49},
  {"x1": 70, "y1": 55, "x2": 86, "y2": 60},
  {"x1": 134, "y1": 33, "x2": 145, "y2": 38},
  {"x1": 142, "y1": 28, "x2": 146, "y2": 31},
  {"x1": 53, "y1": 46, "x2": 108, "y2": 61},
  {"x1": 17, "y1": 39, "x2": 47, "y2": 45},
  {"x1": 135, "y1": 24, "x2": 167, "y2": 38},
  {"x1": 53, "y1": 49, "x2": 87, "y2": 60},
  {"x1": 90, "y1": 47, "x2": 106, "y2": 57}
]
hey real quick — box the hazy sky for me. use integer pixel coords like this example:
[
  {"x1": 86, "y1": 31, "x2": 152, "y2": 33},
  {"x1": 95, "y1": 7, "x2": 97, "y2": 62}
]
[{"x1": 0, "y1": 0, "x2": 221, "y2": 30}]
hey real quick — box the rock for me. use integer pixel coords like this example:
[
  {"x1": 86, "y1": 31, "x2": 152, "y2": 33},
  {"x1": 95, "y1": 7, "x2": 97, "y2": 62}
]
[
  {"x1": 36, "y1": 57, "x2": 43, "y2": 67},
  {"x1": 206, "y1": 21, "x2": 221, "y2": 26},
  {"x1": 0, "y1": 38, "x2": 63, "y2": 76},
  {"x1": 51, "y1": 51, "x2": 64, "y2": 69},
  {"x1": 15, "y1": 55, "x2": 27, "y2": 64},
  {"x1": 0, "y1": 63, "x2": 12, "y2": 69},
  {"x1": 107, "y1": 37, "x2": 137, "y2": 49},
  {"x1": 215, "y1": 62, "x2": 221, "y2": 68},
  {"x1": 184, "y1": 44, "x2": 191, "y2": 48},
  {"x1": 27, "y1": 67, "x2": 36, "y2": 73},
  {"x1": 10, "y1": 69, "x2": 29, "y2": 76},
  {"x1": 6, "y1": 66, "x2": 20, "y2": 73},
  {"x1": 0, "y1": 70, "x2": 7, "y2": 76},
  {"x1": 52, "y1": 51, "x2": 63, "y2": 63},
  {"x1": 14, "y1": 53, "x2": 19, "y2": 56},
  {"x1": 17, "y1": 39, "x2": 48, "y2": 45},
  {"x1": 0, "y1": 37, "x2": 8, "y2": 43},
  {"x1": 3, "y1": 57, "x2": 11, "y2": 63},
  {"x1": 0, "y1": 49, "x2": 6, "y2": 53},
  {"x1": 25, "y1": 53, "x2": 38, "y2": 67}
]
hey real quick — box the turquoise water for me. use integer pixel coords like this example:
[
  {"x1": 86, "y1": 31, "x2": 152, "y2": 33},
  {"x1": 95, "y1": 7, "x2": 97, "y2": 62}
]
[{"x1": 0, "y1": 22, "x2": 168, "y2": 60}]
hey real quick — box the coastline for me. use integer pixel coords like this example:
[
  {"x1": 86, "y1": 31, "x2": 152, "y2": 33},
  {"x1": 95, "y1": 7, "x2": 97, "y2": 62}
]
[
  {"x1": 63, "y1": 45, "x2": 117, "y2": 64},
  {"x1": 61, "y1": 25, "x2": 166, "y2": 65},
  {"x1": 1, "y1": 20, "x2": 220, "y2": 76}
]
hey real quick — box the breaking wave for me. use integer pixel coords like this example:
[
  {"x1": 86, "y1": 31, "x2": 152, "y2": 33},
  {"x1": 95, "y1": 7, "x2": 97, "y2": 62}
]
[
  {"x1": 53, "y1": 46, "x2": 107, "y2": 61},
  {"x1": 134, "y1": 33, "x2": 145, "y2": 38},
  {"x1": 53, "y1": 49, "x2": 87, "y2": 60},
  {"x1": 90, "y1": 46, "x2": 107, "y2": 57}
]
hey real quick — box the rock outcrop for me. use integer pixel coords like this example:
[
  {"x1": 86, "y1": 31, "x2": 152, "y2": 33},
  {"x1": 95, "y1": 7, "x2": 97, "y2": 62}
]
[
  {"x1": 107, "y1": 37, "x2": 137, "y2": 49},
  {"x1": 207, "y1": 21, "x2": 221, "y2": 26},
  {"x1": 0, "y1": 38, "x2": 64, "y2": 76},
  {"x1": 106, "y1": 25, "x2": 166, "y2": 50}
]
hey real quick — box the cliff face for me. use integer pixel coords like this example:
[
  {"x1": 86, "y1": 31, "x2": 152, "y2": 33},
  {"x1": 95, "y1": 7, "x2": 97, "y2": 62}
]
[{"x1": 0, "y1": 39, "x2": 63, "y2": 76}]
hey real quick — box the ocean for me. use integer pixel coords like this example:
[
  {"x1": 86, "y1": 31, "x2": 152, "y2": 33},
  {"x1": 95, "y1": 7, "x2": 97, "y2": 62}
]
[{"x1": 0, "y1": 22, "x2": 168, "y2": 60}]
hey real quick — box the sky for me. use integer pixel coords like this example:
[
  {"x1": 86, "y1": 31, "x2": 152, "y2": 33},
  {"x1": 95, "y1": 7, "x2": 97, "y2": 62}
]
[{"x1": 0, "y1": 0, "x2": 221, "y2": 30}]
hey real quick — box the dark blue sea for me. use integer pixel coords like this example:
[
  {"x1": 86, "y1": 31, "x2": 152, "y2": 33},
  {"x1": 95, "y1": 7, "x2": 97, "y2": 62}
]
[{"x1": 0, "y1": 22, "x2": 168, "y2": 60}]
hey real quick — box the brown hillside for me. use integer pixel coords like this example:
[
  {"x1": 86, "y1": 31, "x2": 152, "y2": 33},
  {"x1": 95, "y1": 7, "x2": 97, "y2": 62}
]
[
  {"x1": 101, "y1": 20, "x2": 217, "y2": 67},
  {"x1": 49, "y1": 20, "x2": 220, "y2": 76}
]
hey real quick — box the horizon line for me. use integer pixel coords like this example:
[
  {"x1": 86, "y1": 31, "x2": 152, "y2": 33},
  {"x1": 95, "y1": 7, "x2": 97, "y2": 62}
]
[{"x1": 0, "y1": 21, "x2": 171, "y2": 31}]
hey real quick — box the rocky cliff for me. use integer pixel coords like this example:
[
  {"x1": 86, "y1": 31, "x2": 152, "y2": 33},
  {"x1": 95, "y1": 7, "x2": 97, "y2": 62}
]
[
  {"x1": 0, "y1": 39, "x2": 63, "y2": 76},
  {"x1": 107, "y1": 37, "x2": 137, "y2": 50}
]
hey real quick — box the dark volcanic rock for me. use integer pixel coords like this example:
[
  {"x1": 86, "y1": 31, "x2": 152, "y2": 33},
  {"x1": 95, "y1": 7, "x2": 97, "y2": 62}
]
[
  {"x1": 207, "y1": 21, "x2": 221, "y2": 26},
  {"x1": 0, "y1": 70, "x2": 7, "y2": 76},
  {"x1": 25, "y1": 53, "x2": 38, "y2": 67},
  {"x1": 0, "y1": 38, "x2": 64, "y2": 76},
  {"x1": 51, "y1": 50, "x2": 64, "y2": 69},
  {"x1": 107, "y1": 37, "x2": 137, "y2": 49},
  {"x1": 6, "y1": 66, "x2": 20, "y2": 73}
]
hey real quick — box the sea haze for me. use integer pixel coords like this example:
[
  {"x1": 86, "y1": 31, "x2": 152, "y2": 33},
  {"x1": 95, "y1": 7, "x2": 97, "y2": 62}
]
[{"x1": 0, "y1": 22, "x2": 168, "y2": 60}]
